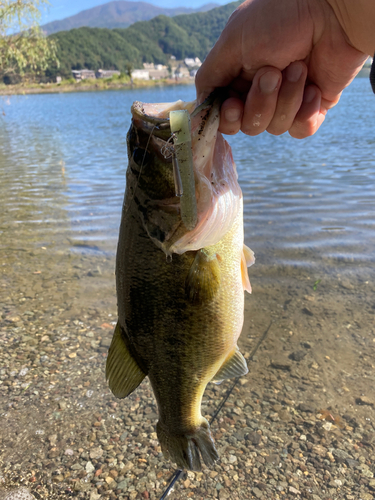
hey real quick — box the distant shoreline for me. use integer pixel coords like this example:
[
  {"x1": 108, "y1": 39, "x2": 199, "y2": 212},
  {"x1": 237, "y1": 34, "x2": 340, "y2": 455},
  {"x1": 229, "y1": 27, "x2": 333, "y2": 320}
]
[
  {"x1": 0, "y1": 77, "x2": 194, "y2": 96},
  {"x1": 0, "y1": 68, "x2": 370, "y2": 97}
]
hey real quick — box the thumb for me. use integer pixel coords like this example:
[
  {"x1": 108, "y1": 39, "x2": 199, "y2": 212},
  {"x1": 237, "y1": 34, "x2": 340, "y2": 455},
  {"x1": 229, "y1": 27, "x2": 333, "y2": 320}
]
[{"x1": 195, "y1": 26, "x2": 245, "y2": 104}]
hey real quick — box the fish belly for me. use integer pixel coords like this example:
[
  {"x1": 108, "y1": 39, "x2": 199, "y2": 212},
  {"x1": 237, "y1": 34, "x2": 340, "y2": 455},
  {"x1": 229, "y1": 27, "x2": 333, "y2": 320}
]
[{"x1": 115, "y1": 193, "x2": 245, "y2": 470}]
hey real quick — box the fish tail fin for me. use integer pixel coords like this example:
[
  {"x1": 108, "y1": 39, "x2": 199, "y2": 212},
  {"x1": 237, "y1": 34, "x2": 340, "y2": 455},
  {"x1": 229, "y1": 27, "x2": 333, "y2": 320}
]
[{"x1": 156, "y1": 418, "x2": 219, "y2": 471}]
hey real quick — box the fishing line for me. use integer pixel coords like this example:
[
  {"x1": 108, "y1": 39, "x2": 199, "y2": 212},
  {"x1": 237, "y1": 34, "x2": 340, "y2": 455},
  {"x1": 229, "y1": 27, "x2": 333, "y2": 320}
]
[
  {"x1": 159, "y1": 469, "x2": 185, "y2": 500},
  {"x1": 126, "y1": 124, "x2": 156, "y2": 212},
  {"x1": 370, "y1": 53, "x2": 375, "y2": 94},
  {"x1": 158, "y1": 321, "x2": 273, "y2": 500},
  {"x1": 209, "y1": 321, "x2": 272, "y2": 425}
]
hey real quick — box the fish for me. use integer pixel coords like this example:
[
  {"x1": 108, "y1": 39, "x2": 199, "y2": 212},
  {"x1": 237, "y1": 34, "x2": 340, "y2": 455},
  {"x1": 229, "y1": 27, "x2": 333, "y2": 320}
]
[{"x1": 106, "y1": 94, "x2": 254, "y2": 471}]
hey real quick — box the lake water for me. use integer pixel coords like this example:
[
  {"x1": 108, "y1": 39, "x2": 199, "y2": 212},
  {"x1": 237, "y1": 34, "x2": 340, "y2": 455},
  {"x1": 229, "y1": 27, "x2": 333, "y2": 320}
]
[
  {"x1": 2, "y1": 81, "x2": 374, "y2": 275},
  {"x1": 1, "y1": 80, "x2": 375, "y2": 499}
]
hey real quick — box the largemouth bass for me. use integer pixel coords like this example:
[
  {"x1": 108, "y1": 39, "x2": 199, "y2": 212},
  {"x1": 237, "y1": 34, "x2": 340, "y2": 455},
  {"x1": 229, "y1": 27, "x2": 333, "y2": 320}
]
[{"x1": 106, "y1": 95, "x2": 254, "y2": 471}]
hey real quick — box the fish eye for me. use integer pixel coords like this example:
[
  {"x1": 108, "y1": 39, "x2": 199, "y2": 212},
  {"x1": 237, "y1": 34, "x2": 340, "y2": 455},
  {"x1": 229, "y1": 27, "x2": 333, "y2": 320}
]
[{"x1": 132, "y1": 148, "x2": 150, "y2": 168}]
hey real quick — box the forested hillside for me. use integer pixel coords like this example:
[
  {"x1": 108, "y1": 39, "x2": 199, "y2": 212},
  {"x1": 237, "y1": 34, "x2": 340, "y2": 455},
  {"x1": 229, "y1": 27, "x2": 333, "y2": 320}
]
[
  {"x1": 42, "y1": 1, "x2": 219, "y2": 35},
  {"x1": 48, "y1": 1, "x2": 241, "y2": 79}
]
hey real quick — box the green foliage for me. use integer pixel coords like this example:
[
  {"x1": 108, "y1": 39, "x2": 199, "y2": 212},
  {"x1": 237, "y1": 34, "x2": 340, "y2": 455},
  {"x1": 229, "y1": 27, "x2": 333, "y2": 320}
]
[
  {"x1": 113, "y1": 26, "x2": 168, "y2": 64},
  {"x1": 0, "y1": 0, "x2": 58, "y2": 79},
  {"x1": 60, "y1": 77, "x2": 75, "y2": 85},
  {"x1": 49, "y1": 27, "x2": 145, "y2": 78},
  {"x1": 48, "y1": 1, "x2": 242, "y2": 78},
  {"x1": 172, "y1": 1, "x2": 242, "y2": 59},
  {"x1": 124, "y1": 16, "x2": 201, "y2": 60}
]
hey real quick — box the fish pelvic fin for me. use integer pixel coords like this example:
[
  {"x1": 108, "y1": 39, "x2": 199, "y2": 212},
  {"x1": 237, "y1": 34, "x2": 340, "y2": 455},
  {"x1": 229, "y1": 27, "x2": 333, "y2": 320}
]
[
  {"x1": 185, "y1": 248, "x2": 221, "y2": 305},
  {"x1": 211, "y1": 347, "x2": 248, "y2": 385},
  {"x1": 156, "y1": 418, "x2": 219, "y2": 471},
  {"x1": 241, "y1": 244, "x2": 255, "y2": 294},
  {"x1": 106, "y1": 322, "x2": 147, "y2": 398}
]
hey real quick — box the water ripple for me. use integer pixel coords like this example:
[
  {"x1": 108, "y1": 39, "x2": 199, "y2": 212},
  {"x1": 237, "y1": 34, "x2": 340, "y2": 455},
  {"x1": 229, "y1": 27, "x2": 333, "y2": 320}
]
[{"x1": 0, "y1": 81, "x2": 374, "y2": 278}]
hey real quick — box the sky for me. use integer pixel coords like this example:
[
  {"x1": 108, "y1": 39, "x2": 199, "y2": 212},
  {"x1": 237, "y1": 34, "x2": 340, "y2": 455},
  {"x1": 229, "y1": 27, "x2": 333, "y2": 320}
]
[{"x1": 41, "y1": 0, "x2": 231, "y2": 24}]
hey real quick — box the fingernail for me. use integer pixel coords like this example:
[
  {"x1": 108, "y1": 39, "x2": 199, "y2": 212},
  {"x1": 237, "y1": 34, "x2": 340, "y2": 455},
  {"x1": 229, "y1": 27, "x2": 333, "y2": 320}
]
[
  {"x1": 224, "y1": 108, "x2": 241, "y2": 123},
  {"x1": 259, "y1": 71, "x2": 280, "y2": 94},
  {"x1": 304, "y1": 87, "x2": 316, "y2": 103},
  {"x1": 286, "y1": 62, "x2": 303, "y2": 83}
]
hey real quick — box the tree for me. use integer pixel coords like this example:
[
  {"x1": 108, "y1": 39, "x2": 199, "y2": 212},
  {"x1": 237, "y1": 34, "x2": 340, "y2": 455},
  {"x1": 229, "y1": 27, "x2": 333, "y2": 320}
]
[
  {"x1": 0, "y1": 0, "x2": 58, "y2": 80},
  {"x1": 125, "y1": 62, "x2": 133, "y2": 79}
]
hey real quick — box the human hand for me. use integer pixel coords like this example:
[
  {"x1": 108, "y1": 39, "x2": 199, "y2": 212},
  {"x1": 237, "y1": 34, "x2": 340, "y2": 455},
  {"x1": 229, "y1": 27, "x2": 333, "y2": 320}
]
[{"x1": 195, "y1": 0, "x2": 370, "y2": 138}]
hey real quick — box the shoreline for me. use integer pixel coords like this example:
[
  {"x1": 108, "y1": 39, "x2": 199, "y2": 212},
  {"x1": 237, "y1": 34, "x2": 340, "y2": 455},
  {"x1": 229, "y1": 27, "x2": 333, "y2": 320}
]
[
  {"x1": 0, "y1": 69, "x2": 370, "y2": 97},
  {"x1": 0, "y1": 67, "x2": 370, "y2": 96},
  {"x1": 0, "y1": 77, "x2": 194, "y2": 96},
  {"x1": 1, "y1": 78, "x2": 375, "y2": 500}
]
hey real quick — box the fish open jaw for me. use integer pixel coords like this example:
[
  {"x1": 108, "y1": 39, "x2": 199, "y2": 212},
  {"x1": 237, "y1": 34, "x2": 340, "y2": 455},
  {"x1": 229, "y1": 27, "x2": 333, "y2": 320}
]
[{"x1": 130, "y1": 97, "x2": 243, "y2": 256}]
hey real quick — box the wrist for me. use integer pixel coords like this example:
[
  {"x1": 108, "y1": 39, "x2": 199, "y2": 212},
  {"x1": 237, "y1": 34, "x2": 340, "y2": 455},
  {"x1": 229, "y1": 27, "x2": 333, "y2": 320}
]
[{"x1": 326, "y1": 0, "x2": 375, "y2": 55}]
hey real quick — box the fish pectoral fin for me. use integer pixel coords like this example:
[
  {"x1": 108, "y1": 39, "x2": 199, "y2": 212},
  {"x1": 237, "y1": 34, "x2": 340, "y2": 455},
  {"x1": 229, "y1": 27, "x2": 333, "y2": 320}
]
[
  {"x1": 106, "y1": 322, "x2": 147, "y2": 399},
  {"x1": 243, "y1": 244, "x2": 255, "y2": 267},
  {"x1": 241, "y1": 244, "x2": 254, "y2": 294},
  {"x1": 211, "y1": 347, "x2": 249, "y2": 384},
  {"x1": 185, "y1": 248, "x2": 221, "y2": 305}
]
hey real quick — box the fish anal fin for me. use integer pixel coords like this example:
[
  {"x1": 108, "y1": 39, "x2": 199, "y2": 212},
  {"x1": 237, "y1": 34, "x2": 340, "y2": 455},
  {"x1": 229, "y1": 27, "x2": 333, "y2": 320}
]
[
  {"x1": 241, "y1": 244, "x2": 254, "y2": 294},
  {"x1": 211, "y1": 347, "x2": 248, "y2": 384},
  {"x1": 185, "y1": 249, "x2": 221, "y2": 305},
  {"x1": 106, "y1": 322, "x2": 146, "y2": 399}
]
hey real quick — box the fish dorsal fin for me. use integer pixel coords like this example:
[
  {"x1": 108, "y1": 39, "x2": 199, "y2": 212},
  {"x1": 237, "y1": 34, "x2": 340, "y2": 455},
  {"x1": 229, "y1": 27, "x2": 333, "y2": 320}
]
[
  {"x1": 106, "y1": 322, "x2": 147, "y2": 399},
  {"x1": 211, "y1": 347, "x2": 248, "y2": 384},
  {"x1": 185, "y1": 248, "x2": 221, "y2": 305},
  {"x1": 241, "y1": 244, "x2": 254, "y2": 293}
]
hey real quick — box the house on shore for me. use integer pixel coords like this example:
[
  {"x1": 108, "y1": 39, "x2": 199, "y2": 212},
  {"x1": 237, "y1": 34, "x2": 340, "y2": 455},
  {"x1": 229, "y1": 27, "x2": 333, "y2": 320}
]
[
  {"x1": 72, "y1": 69, "x2": 96, "y2": 80},
  {"x1": 132, "y1": 69, "x2": 150, "y2": 80},
  {"x1": 149, "y1": 68, "x2": 169, "y2": 79},
  {"x1": 174, "y1": 65, "x2": 190, "y2": 79},
  {"x1": 71, "y1": 69, "x2": 121, "y2": 80},
  {"x1": 96, "y1": 69, "x2": 121, "y2": 79},
  {"x1": 141, "y1": 63, "x2": 169, "y2": 80},
  {"x1": 184, "y1": 57, "x2": 202, "y2": 68}
]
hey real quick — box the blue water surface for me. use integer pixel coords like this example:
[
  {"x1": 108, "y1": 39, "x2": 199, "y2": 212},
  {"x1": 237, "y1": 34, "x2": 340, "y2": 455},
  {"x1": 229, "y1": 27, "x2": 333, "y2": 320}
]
[{"x1": 0, "y1": 79, "x2": 374, "y2": 275}]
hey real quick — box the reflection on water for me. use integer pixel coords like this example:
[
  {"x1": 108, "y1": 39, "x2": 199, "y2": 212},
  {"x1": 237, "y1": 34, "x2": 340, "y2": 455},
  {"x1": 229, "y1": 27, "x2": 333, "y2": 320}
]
[
  {"x1": 236, "y1": 86, "x2": 375, "y2": 276},
  {"x1": 1, "y1": 80, "x2": 375, "y2": 498},
  {"x1": 2, "y1": 81, "x2": 374, "y2": 271}
]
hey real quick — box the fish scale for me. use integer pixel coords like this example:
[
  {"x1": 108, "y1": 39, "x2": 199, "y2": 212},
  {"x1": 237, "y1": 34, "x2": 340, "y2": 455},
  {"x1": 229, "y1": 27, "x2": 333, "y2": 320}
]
[{"x1": 106, "y1": 95, "x2": 254, "y2": 471}]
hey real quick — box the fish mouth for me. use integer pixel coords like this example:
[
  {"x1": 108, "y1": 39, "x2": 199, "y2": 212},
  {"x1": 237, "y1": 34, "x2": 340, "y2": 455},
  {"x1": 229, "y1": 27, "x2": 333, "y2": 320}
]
[
  {"x1": 131, "y1": 90, "x2": 226, "y2": 140},
  {"x1": 129, "y1": 90, "x2": 241, "y2": 256},
  {"x1": 131, "y1": 101, "x2": 172, "y2": 140},
  {"x1": 190, "y1": 88, "x2": 226, "y2": 118}
]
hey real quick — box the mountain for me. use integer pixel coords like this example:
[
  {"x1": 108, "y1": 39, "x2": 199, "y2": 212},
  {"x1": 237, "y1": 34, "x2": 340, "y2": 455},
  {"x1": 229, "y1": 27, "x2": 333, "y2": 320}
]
[
  {"x1": 47, "y1": 1, "x2": 242, "y2": 79},
  {"x1": 42, "y1": 1, "x2": 219, "y2": 35}
]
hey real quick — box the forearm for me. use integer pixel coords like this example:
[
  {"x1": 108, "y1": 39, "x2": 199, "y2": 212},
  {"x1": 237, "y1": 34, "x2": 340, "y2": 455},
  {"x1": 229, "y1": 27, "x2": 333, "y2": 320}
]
[{"x1": 326, "y1": 0, "x2": 375, "y2": 55}]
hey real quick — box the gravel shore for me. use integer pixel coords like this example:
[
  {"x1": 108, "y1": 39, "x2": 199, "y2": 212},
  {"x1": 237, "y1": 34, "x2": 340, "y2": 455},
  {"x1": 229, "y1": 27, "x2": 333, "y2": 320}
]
[{"x1": 1, "y1": 240, "x2": 375, "y2": 500}]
